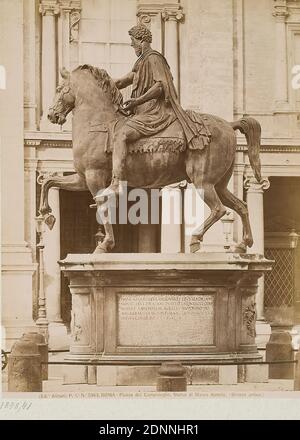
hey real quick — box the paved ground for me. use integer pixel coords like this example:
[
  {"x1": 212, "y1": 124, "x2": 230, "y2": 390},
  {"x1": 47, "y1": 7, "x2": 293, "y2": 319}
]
[
  {"x1": 41, "y1": 378, "x2": 295, "y2": 394},
  {"x1": 1, "y1": 351, "x2": 297, "y2": 395},
  {"x1": 1, "y1": 371, "x2": 295, "y2": 395}
]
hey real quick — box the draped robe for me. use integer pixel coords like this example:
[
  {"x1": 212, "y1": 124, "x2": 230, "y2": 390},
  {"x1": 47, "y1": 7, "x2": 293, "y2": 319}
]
[{"x1": 126, "y1": 49, "x2": 203, "y2": 150}]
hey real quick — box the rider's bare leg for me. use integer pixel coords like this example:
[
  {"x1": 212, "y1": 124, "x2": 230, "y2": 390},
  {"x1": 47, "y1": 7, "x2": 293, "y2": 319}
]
[{"x1": 105, "y1": 125, "x2": 140, "y2": 195}]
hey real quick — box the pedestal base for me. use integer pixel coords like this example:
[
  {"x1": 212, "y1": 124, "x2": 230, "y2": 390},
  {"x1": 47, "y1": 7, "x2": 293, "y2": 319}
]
[
  {"x1": 255, "y1": 320, "x2": 272, "y2": 349},
  {"x1": 60, "y1": 253, "x2": 272, "y2": 387},
  {"x1": 291, "y1": 325, "x2": 300, "y2": 350},
  {"x1": 63, "y1": 354, "x2": 265, "y2": 386},
  {"x1": 48, "y1": 322, "x2": 70, "y2": 350},
  {"x1": 2, "y1": 244, "x2": 37, "y2": 350}
]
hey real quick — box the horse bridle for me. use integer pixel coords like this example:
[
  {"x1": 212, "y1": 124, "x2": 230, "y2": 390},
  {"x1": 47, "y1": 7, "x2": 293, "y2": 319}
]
[{"x1": 49, "y1": 85, "x2": 74, "y2": 116}]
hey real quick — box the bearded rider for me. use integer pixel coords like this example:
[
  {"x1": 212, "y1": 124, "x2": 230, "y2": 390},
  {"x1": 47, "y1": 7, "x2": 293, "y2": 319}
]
[{"x1": 105, "y1": 25, "x2": 202, "y2": 195}]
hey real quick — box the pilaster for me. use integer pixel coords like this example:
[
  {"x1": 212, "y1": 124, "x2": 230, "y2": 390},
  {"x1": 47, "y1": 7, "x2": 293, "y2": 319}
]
[
  {"x1": 273, "y1": 0, "x2": 289, "y2": 110},
  {"x1": 39, "y1": 0, "x2": 60, "y2": 131},
  {"x1": 37, "y1": 171, "x2": 69, "y2": 349},
  {"x1": 244, "y1": 176, "x2": 270, "y2": 322},
  {"x1": 137, "y1": 2, "x2": 184, "y2": 93},
  {"x1": 1, "y1": 0, "x2": 36, "y2": 349}
]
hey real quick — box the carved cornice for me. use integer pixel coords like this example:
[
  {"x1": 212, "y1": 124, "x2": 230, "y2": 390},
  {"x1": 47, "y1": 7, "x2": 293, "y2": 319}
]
[
  {"x1": 56, "y1": 1, "x2": 81, "y2": 42},
  {"x1": 237, "y1": 144, "x2": 300, "y2": 153},
  {"x1": 265, "y1": 231, "x2": 299, "y2": 247},
  {"x1": 25, "y1": 139, "x2": 72, "y2": 148},
  {"x1": 273, "y1": 0, "x2": 289, "y2": 21},
  {"x1": 25, "y1": 138, "x2": 300, "y2": 154},
  {"x1": 59, "y1": 0, "x2": 81, "y2": 11},
  {"x1": 137, "y1": 5, "x2": 160, "y2": 27},
  {"x1": 137, "y1": 12, "x2": 152, "y2": 28},
  {"x1": 25, "y1": 139, "x2": 42, "y2": 147},
  {"x1": 37, "y1": 160, "x2": 75, "y2": 173},
  {"x1": 39, "y1": 0, "x2": 60, "y2": 16},
  {"x1": 161, "y1": 5, "x2": 185, "y2": 22},
  {"x1": 137, "y1": 3, "x2": 184, "y2": 26},
  {"x1": 244, "y1": 176, "x2": 270, "y2": 192}
]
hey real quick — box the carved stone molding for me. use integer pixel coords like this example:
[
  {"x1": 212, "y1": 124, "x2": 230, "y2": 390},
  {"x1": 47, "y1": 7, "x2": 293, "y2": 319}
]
[
  {"x1": 59, "y1": 0, "x2": 81, "y2": 10},
  {"x1": 137, "y1": 3, "x2": 184, "y2": 26},
  {"x1": 243, "y1": 302, "x2": 257, "y2": 338},
  {"x1": 39, "y1": 0, "x2": 60, "y2": 16},
  {"x1": 58, "y1": 1, "x2": 81, "y2": 42},
  {"x1": 236, "y1": 271, "x2": 261, "y2": 291},
  {"x1": 273, "y1": 0, "x2": 289, "y2": 21},
  {"x1": 24, "y1": 159, "x2": 39, "y2": 172},
  {"x1": 137, "y1": 5, "x2": 159, "y2": 28},
  {"x1": 137, "y1": 12, "x2": 152, "y2": 28},
  {"x1": 237, "y1": 144, "x2": 300, "y2": 153},
  {"x1": 244, "y1": 176, "x2": 270, "y2": 193},
  {"x1": 161, "y1": 5, "x2": 185, "y2": 22},
  {"x1": 69, "y1": 9, "x2": 81, "y2": 42},
  {"x1": 25, "y1": 139, "x2": 72, "y2": 148},
  {"x1": 25, "y1": 139, "x2": 42, "y2": 147}
]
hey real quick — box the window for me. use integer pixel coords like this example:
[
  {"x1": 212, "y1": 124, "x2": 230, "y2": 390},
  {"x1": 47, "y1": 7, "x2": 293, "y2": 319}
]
[{"x1": 79, "y1": 0, "x2": 137, "y2": 99}]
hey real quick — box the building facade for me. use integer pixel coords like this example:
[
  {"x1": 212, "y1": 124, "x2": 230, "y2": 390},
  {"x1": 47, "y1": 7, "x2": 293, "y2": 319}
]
[{"x1": 1, "y1": 0, "x2": 300, "y2": 349}]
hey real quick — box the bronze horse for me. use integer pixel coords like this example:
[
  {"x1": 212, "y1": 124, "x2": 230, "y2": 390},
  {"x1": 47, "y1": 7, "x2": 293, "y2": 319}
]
[{"x1": 40, "y1": 65, "x2": 261, "y2": 253}]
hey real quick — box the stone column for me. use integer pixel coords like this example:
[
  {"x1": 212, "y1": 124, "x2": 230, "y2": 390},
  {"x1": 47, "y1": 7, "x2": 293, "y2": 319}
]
[
  {"x1": 58, "y1": 2, "x2": 81, "y2": 132},
  {"x1": 161, "y1": 6, "x2": 184, "y2": 92},
  {"x1": 39, "y1": 0, "x2": 60, "y2": 131},
  {"x1": 232, "y1": 158, "x2": 245, "y2": 245},
  {"x1": 137, "y1": 7, "x2": 163, "y2": 53},
  {"x1": 42, "y1": 185, "x2": 68, "y2": 349},
  {"x1": 138, "y1": 225, "x2": 159, "y2": 252},
  {"x1": 273, "y1": 1, "x2": 289, "y2": 109},
  {"x1": 23, "y1": 0, "x2": 37, "y2": 131},
  {"x1": 58, "y1": 3, "x2": 71, "y2": 72},
  {"x1": 244, "y1": 176, "x2": 270, "y2": 321},
  {"x1": 161, "y1": 184, "x2": 184, "y2": 253},
  {"x1": 1, "y1": 0, "x2": 37, "y2": 350},
  {"x1": 137, "y1": 3, "x2": 185, "y2": 254},
  {"x1": 25, "y1": 156, "x2": 39, "y2": 321},
  {"x1": 58, "y1": 1, "x2": 81, "y2": 71}
]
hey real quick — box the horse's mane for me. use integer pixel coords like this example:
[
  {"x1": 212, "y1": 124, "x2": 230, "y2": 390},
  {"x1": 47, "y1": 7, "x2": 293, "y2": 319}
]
[{"x1": 75, "y1": 64, "x2": 124, "y2": 107}]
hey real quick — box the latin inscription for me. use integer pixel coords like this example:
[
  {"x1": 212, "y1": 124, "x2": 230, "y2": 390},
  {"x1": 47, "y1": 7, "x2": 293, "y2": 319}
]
[{"x1": 117, "y1": 294, "x2": 215, "y2": 346}]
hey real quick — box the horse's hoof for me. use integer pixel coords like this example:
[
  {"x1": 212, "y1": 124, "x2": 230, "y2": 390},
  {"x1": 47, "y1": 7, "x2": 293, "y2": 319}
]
[
  {"x1": 44, "y1": 213, "x2": 56, "y2": 230},
  {"x1": 93, "y1": 245, "x2": 108, "y2": 254},
  {"x1": 190, "y1": 241, "x2": 201, "y2": 253},
  {"x1": 232, "y1": 242, "x2": 247, "y2": 254},
  {"x1": 95, "y1": 187, "x2": 118, "y2": 206}
]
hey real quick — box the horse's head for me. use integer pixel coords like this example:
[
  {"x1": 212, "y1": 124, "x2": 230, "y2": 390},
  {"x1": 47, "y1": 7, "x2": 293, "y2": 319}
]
[{"x1": 48, "y1": 67, "x2": 75, "y2": 125}]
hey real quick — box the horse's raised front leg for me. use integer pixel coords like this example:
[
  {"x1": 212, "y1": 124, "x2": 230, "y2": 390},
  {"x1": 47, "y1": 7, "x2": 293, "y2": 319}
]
[
  {"x1": 39, "y1": 173, "x2": 88, "y2": 229},
  {"x1": 85, "y1": 168, "x2": 115, "y2": 254}
]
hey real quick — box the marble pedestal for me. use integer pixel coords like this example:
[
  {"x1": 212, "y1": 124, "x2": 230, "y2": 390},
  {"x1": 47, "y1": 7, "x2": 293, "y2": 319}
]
[{"x1": 59, "y1": 253, "x2": 272, "y2": 386}]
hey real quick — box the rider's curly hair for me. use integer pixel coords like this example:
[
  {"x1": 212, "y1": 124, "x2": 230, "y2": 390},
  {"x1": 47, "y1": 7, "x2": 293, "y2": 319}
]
[{"x1": 128, "y1": 25, "x2": 152, "y2": 43}]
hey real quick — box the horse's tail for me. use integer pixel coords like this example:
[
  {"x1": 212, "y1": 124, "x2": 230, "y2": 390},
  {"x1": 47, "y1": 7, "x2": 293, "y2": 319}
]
[{"x1": 231, "y1": 117, "x2": 262, "y2": 183}]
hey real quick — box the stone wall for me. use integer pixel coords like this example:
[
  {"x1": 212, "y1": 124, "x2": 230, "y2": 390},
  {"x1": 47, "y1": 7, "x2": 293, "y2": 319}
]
[{"x1": 180, "y1": 0, "x2": 234, "y2": 121}]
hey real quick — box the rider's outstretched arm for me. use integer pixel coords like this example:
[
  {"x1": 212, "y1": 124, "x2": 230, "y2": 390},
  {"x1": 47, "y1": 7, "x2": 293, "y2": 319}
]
[{"x1": 114, "y1": 72, "x2": 134, "y2": 89}]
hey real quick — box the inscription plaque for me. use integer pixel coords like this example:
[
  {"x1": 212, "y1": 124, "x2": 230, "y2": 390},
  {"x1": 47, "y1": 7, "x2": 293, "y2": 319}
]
[{"x1": 117, "y1": 294, "x2": 215, "y2": 346}]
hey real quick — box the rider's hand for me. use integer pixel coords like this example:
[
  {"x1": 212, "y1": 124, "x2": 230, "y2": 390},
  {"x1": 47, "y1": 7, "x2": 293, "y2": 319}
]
[{"x1": 122, "y1": 98, "x2": 137, "y2": 113}]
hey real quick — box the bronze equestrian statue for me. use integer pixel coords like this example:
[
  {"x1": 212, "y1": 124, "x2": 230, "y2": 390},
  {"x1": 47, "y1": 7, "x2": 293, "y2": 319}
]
[
  {"x1": 103, "y1": 25, "x2": 207, "y2": 196},
  {"x1": 40, "y1": 25, "x2": 262, "y2": 254}
]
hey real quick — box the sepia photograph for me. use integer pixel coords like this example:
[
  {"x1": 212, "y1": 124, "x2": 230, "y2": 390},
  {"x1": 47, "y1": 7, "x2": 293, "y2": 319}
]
[{"x1": 1, "y1": 0, "x2": 300, "y2": 421}]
